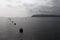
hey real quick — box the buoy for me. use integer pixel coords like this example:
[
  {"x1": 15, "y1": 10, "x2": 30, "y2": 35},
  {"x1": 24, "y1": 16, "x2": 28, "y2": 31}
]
[
  {"x1": 19, "y1": 28, "x2": 23, "y2": 33},
  {"x1": 12, "y1": 21, "x2": 14, "y2": 23},
  {"x1": 14, "y1": 23, "x2": 16, "y2": 25}
]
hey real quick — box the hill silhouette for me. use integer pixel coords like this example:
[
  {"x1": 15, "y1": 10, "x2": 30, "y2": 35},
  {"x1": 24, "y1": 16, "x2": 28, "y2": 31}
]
[{"x1": 32, "y1": 14, "x2": 60, "y2": 17}]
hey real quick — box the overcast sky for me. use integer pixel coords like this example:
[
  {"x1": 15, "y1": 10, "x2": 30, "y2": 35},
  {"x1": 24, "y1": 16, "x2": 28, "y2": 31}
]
[{"x1": 0, "y1": 0, "x2": 59, "y2": 17}]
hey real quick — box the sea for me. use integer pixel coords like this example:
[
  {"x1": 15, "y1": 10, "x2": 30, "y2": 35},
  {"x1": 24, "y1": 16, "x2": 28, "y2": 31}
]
[{"x1": 0, "y1": 17, "x2": 60, "y2": 40}]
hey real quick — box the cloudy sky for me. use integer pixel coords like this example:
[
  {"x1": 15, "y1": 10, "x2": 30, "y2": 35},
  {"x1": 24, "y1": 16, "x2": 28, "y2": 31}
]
[{"x1": 0, "y1": 0, "x2": 59, "y2": 17}]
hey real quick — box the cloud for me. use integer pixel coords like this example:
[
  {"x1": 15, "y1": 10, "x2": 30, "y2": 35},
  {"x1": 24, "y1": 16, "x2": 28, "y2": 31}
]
[
  {"x1": 24, "y1": 0, "x2": 53, "y2": 16},
  {"x1": 53, "y1": 0, "x2": 60, "y2": 7},
  {"x1": 0, "y1": 0, "x2": 56, "y2": 17},
  {"x1": 49, "y1": 0, "x2": 60, "y2": 15}
]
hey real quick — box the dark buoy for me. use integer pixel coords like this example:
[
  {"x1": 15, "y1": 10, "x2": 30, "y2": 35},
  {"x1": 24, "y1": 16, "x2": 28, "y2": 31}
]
[
  {"x1": 19, "y1": 28, "x2": 23, "y2": 33},
  {"x1": 12, "y1": 21, "x2": 14, "y2": 23},
  {"x1": 14, "y1": 23, "x2": 16, "y2": 25}
]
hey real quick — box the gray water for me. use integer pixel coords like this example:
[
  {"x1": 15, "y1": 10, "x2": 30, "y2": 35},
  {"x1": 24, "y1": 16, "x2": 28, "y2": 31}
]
[{"x1": 0, "y1": 17, "x2": 60, "y2": 40}]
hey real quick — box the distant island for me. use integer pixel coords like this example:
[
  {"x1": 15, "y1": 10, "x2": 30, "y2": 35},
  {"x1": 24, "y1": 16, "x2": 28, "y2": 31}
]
[{"x1": 32, "y1": 14, "x2": 60, "y2": 17}]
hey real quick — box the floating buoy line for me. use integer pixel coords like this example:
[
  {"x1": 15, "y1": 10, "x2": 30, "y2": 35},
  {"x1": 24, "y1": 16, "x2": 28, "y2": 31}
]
[{"x1": 8, "y1": 17, "x2": 23, "y2": 33}]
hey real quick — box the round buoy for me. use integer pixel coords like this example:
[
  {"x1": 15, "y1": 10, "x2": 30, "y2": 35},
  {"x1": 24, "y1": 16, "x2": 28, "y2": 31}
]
[
  {"x1": 12, "y1": 21, "x2": 14, "y2": 23},
  {"x1": 14, "y1": 23, "x2": 16, "y2": 25},
  {"x1": 19, "y1": 28, "x2": 23, "y2": 33}
]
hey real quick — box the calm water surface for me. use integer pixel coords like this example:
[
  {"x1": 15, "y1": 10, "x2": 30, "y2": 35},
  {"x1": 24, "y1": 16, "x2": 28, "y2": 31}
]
[{"x1": 0, "y1": 17, "x2": 60, "y2": 40}]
